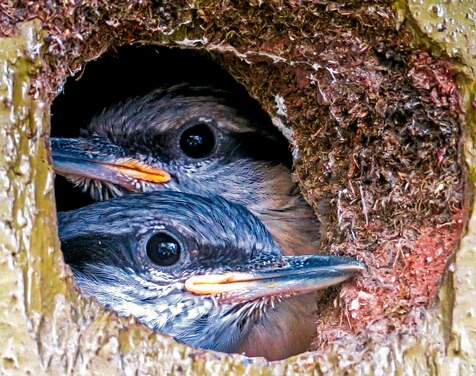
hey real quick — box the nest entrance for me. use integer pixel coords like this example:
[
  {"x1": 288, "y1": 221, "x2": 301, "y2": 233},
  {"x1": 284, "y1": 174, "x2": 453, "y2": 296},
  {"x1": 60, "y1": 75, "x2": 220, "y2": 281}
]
[{"x1": 51, "y1": 43, "x2": 466, "y2": 356}]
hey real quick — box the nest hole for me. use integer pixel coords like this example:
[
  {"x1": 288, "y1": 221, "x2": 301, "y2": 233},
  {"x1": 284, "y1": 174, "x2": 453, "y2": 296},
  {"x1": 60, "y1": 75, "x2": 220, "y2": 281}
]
[
  {"x1": 51, "y1": 42, "x2": 468, "y2": 358},
  {"x1": 52, "y1": 45, "x2": 320, "y2": 360}
]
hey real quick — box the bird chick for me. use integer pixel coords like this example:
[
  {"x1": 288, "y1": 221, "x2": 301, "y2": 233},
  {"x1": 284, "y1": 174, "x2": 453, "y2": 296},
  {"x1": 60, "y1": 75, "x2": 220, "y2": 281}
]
[
  {"x1": 51, "y1": 84, "x2": 320, "y2": 255},
  {"x1": 58, "y1": 191, "x2": 364, "y2": 360}
]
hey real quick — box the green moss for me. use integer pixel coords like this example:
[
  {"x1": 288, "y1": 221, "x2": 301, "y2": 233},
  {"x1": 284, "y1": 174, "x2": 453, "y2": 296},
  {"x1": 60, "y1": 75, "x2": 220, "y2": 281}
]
[
  {"x1": 0, "y1": 0, "x2": 475, "y2": 373},
  {"x1": 409, "y1": 0, "x2": 475, "y2": 77}
]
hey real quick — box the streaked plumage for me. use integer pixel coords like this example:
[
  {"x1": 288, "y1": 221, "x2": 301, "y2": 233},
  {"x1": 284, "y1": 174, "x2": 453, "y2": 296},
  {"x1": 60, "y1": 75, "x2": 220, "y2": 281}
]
[{"x1": 58, "y1": 191, "x2": 364, "y2": 360}]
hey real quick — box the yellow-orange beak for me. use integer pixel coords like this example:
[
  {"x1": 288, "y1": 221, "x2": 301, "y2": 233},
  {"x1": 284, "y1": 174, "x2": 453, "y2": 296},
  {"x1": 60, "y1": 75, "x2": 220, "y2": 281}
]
[
  {"x1": 51, "y1": 137, "x2": 170, "y2": 191},
  {"x1": 105, "y1": 158, "x2": 170, "y2": 184}
]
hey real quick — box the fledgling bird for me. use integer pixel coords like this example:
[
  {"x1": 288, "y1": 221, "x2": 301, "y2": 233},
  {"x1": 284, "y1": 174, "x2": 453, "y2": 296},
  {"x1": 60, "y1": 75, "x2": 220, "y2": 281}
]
[
  {"x1": 51, "y1": 84, "x2": 320, "y2": 256},
  {"x1": 58, "y1": 191, "x2": 363, "y2": 360}
]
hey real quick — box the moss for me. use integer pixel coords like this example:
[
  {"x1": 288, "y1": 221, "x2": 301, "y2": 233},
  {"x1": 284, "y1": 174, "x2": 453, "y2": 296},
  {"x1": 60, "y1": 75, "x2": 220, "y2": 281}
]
[{"x1": 0, "y1": 0, "x2": 474, "y2": 374}]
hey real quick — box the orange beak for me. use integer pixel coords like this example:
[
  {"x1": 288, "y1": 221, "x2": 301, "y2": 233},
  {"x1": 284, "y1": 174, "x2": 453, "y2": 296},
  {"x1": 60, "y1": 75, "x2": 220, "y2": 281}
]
[{"x1": 51, "y1": 137, "x2": 170, "y2": 191}]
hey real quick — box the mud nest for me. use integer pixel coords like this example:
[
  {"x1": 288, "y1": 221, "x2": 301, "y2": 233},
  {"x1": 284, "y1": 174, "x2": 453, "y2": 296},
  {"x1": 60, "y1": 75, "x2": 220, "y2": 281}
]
[{"x1": 1, "y1": 0, "x2": 466, "y2": 353}]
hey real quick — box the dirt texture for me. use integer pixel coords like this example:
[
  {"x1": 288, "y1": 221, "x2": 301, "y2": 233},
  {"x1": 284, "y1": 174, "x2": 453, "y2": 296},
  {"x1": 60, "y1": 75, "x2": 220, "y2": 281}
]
[{"x1": 0, "y1": 0, "x2": 472, "y2": 374}]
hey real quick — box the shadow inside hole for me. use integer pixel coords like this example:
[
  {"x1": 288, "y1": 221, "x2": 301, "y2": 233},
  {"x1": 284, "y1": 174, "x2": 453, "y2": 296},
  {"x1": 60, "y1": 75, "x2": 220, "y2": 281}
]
[
  {"x1": 51, "y1": 45, "x2": 286, "y2": 211},
  {"x1": 51, "y1": 44, "x2": 323, "y2": 361}
]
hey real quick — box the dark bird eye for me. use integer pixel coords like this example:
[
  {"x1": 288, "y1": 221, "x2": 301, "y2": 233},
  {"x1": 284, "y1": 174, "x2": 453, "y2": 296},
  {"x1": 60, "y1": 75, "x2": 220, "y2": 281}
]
[
  {"x1": 146, "y1": 232, "x2": 181, "y2": 266},
  {"x1": 179, "y1": 123, "x2": 215, "y2": 158}
]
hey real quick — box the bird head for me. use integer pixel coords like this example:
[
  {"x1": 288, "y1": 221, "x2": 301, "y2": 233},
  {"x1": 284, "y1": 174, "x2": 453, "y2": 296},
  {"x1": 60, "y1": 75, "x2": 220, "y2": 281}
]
[
  {"x1": 51, "y1": 84, "x2": 292, "y2": 208},
  {"x1": 58, "y1": 191, "x2": 364, "y2": 359}
]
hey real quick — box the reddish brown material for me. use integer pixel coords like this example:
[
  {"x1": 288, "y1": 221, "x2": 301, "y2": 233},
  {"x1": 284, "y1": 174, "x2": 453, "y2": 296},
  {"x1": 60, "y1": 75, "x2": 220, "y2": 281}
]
[
  {"x1": 312, "y1": 211, "x2": 463, "y2": 349},
  {"x1": 0, "y1": 0, "x2": 466, "y2": 353}
]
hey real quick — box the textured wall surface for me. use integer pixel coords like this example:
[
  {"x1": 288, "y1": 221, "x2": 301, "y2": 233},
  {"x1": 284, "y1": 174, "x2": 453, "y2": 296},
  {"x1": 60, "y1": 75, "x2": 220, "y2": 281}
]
[{"x1": 0, "y1": 1, "x2": 475, "y2": 374}]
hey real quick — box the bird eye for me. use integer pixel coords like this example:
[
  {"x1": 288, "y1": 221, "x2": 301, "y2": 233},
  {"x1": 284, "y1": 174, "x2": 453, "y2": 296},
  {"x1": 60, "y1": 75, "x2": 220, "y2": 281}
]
[
  {"x1": 179, "y1": 123, "x2": 215, "y2": 158},
  {"x1": 146, "y1": 232, "x2": 181, "y2": 266}
]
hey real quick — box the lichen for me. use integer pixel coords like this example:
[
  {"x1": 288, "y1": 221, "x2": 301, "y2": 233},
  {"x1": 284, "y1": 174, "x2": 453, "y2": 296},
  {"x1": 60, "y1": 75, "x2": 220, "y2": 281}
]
[{"x1": 0, "y1": 0, "x2": 474, "y2": 374}]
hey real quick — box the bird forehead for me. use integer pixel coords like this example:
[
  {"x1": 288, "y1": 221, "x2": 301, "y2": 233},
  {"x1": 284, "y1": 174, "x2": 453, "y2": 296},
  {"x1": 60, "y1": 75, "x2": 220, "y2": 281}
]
[
  {"x1": 59, "y1": 192, "x2": 281, "y2": 270},
  {"x1": 89, "y1": 91, "x2": 257, "y2": 139}
]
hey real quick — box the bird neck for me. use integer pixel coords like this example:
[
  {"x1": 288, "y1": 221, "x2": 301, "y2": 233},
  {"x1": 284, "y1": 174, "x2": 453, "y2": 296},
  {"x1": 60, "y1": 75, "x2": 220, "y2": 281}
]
[
  {"x1": 256, "y1": 197, "x2": 321, "y2": 256},
  {"x1": 235, "y1": 294, "x2": 317, "y2": 360},
  {"x1": 199, "y1": 161, "x2": 321, "y2": 256},
  {"x1": 236, "y1": 163, "x2": 321, "y2": 256}
]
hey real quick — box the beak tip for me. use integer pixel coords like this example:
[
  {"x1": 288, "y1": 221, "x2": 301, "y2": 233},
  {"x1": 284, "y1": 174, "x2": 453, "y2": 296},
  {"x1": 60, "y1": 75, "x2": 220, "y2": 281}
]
[
  {"x1": 342, "y1": 260, "x2": 367, "y2": 276},
  {"x1": 355, "y1": 260, "x2": 367, "y2": 272}
]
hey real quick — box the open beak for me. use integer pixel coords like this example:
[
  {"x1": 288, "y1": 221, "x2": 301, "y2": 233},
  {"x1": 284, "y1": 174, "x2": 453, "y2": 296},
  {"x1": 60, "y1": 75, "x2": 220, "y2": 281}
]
[
  {"x1": 50, "y1": 138, "x2": 171, "y2": 191},
  {"x1": 185, "y1": 255, "x2": 365, "y2": 303}
]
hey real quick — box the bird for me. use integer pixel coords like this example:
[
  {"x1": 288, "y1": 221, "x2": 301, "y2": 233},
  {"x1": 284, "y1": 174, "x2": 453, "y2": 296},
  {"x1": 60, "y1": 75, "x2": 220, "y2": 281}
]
[
  {"x1": 51, "y1": 83, "x2": 320, "y2": 256},
  {"x1": 57, "y1": 191, "x2": 364, "y2": 360}
]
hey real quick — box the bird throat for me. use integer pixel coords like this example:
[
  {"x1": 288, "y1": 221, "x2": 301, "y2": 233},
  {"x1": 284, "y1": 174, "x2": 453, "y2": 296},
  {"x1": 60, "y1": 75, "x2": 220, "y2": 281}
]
[
  {"x1": 235, "y1": 294, "x2": 317, "y2": 360},
  {"x1": 65, "y1": 175, "x2": 128, "y2": 201}
]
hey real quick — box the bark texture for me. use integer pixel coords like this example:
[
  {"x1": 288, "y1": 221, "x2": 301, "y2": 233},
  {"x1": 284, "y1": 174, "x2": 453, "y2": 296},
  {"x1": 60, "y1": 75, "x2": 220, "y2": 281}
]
[{"x1": 0, "y1": 1, "x2": 475, "y2": 375}]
